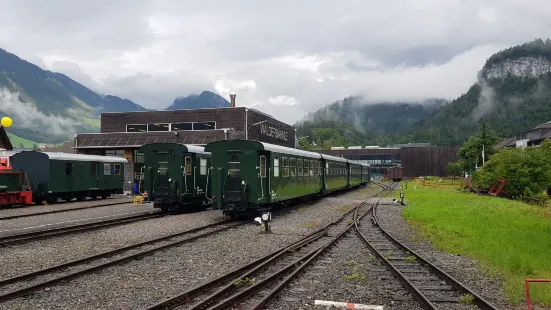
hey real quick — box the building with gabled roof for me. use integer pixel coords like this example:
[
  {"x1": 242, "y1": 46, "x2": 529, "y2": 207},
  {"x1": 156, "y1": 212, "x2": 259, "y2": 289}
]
[{"x1": 497, "y1": 121, "x2": 551, "y2": 148}]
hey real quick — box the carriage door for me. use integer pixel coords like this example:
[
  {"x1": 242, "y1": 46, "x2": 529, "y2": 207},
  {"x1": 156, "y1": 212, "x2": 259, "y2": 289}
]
[
  {"x1": 258, "y1": 153, "x2": 268, "y2": 200},
  {"x1": 183, "y1": 155, "x2": 192, "y2": 197},
  {"x1": 225, "y1": 151, "x2": 243, "y2": 199},
  {"x1": 156, "y1": 151, "x2": 170, "y2": 196}
]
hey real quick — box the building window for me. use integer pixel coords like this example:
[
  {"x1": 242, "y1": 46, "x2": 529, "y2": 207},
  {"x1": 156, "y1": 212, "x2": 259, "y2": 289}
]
[
  {"x1": 200, "y1": 157, "x2": 207, "y2": 175},
  {"x1": 273, "y1": 156, "x2": 279, "y2": 177},
  {"x1": 65, "y1": 162, "x2": 73, "y2": 176},
  {"x1": 106, "y1": 150, "x2": 124, "y2": 157},
  {"x1": 126, "y1": 124, "x2": 147, "y2": 132},
  {"x1": 193, "y1": 121, "x2": 216, "y2": 130},
  {"x1": 171, "y1": 122, "x2": 193, "y2": 131},
  {"x1": 104, "y1": 163, "x2": 112, "y2": 175},
  {"x1": 148, "y1": 123, "x2": 170, "y2": 131},
  {"x1": 134, "y1": 150, "x2": 144, "y2": 164}
]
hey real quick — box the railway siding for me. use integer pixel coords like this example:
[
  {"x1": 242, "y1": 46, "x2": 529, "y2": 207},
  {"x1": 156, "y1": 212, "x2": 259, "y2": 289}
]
[
  {"x1": 380, "y1": 180, "x2": 543, "y2": 309},
  {"x1": 0, "y1": 186, "x2": 380, "y2": 310}
]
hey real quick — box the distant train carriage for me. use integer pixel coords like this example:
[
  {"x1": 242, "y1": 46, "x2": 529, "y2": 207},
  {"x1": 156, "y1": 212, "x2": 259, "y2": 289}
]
[
  {"x1": 205, "y1": 140, "x2": 324, "y2": 219},
  {"x1": 388, "y1": 166, "x2": 404, "y2": 182},
  {"x1": 361, "y1": 162, "x2": 371, "y2": 183},
  {"x1": 348, "y1": 160, "x2": 364, "y2": 187},
  {"x1": 10, "y1": 151, "x2": 127, "y2": 204},
  {"x1": 320, "y1": 154, "x2": 349, "y2": 192},
  {"x1": 140, "y1": 143, "x2": 212, "y2": 212}
]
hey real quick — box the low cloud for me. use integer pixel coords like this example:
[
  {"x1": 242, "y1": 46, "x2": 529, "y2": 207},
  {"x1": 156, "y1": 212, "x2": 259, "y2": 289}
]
[{"x1": 0, "y1": 88, "x2": 79, "y2": 138}]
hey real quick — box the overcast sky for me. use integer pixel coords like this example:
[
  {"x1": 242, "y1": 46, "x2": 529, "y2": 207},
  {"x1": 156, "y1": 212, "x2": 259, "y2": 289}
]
[{"x1": 0, "y1": 0, "x2": 549, "y2": 123}]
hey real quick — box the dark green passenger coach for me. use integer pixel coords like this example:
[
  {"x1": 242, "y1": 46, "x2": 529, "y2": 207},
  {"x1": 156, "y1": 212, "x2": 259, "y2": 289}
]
[
  {"x1": 10, "y1": 151, "x2": 127, "y2": 203},
  {"x1": 140, "y1": 143, "x2": 212, "y2": 212},
  {"x1": 205, "y1": 140, "x2": 370, "y2": 219}
]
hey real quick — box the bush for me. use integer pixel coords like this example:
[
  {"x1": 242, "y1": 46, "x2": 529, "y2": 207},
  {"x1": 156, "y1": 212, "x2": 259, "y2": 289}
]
[{"x1": 473, "y1": 139, "x2": 551, "y2": 199}]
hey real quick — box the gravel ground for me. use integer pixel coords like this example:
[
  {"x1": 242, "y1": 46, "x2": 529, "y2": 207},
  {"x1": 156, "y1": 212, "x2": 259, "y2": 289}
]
[
  {"x1": 266, "y1": 193, "x2": 423, "y2": 310},
  {"x1": 376, "y1": 196, "x2": 526, "y2": 310},
  {"x1": 0, "y1": 195, "x2": 133, "y2": 219},
  {"x1": 0, "y1": 201, "x2": 154, "y2": 232},
  {"x1": 0, "y1": 209, "x2": 226, "y2": 279},
  {"x1": 0, "y1": 185, "x2": 381, "y2": 310}
]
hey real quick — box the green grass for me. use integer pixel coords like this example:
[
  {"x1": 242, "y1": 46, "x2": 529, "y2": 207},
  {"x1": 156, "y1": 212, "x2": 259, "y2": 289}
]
[
  {"x1": 7, "y1": 133, "x2": 39, "y2": 148},
  {"x1": 7, "y1": 132, "x2": 68, "y2": 149},
  {"x1": 400, "y1": 180, "x2": 551, "y2": 306}
]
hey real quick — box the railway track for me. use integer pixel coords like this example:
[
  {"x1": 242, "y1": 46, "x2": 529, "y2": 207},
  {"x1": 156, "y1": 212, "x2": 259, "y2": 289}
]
[
  {"x1": 0, "y1": 199, "x2": 133, "y2": 221},
  {"x1": 355, "y1": 185, "x2": 499, "y2": 310},
  {"x1": 0, "y1": 220, "x2": 243, "y2": 303},
  {"x1": 0, "y1": 210, "x2": 162, "y2": 246},
  {"x1": 141, "y1": 186, "x2": 393, "y2": 310}
]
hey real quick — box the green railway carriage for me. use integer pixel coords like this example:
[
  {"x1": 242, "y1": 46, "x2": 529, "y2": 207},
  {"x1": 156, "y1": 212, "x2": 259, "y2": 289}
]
[
  {"x1": 205, "y1": 140, "x2": 324, "y2": 218},
  {"x1": 361, "y1": 162, "x2": 371, "y2": 182},
  {"x1": 10, "y1": 151, "x2": 127, "y2": 203},
  {"x1": 320, "y1": 154, "x2": 349, "y2": 192},
  {"x1": 348, "y1": 160, "x2": 364, "y2": 187},
  {"x1": 140, "y1": 143, "x2": 212, "y2": 212}
]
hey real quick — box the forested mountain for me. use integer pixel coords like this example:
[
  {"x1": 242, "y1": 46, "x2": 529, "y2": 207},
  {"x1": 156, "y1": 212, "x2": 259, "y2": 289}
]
[
  {"x1": 0, "y1": 48, "x2": 229, "y2": 143},
  {"x1": 0, "y1": 48, "x2": 148, "y2": 143},
  {"x1": 296, "y1": 39, "x2": 551, "y2": 148}
]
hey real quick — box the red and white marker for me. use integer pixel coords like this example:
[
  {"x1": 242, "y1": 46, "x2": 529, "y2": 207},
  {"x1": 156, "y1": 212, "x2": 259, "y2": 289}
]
[{"x1": 314, "y1": 300, "x2": 385, "y2": 309}]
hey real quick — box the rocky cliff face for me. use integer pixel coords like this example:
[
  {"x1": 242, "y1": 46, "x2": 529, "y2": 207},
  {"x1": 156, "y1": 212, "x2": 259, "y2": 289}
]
[{"x1": 480, "y1": 56, "x2": 551, "y2": 79}]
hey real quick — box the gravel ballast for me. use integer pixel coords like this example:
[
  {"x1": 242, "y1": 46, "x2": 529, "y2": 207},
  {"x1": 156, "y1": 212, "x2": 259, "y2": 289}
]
[
  {"x1": 0, "y1": 201, "x2": 153, "y2": 232},
  {"x1": 376, "y1": 196, "x2": 524, "y2": 310},
  {"x1": 0, "y1": 186, "x2": 381, "y2": 309},
  {"x1": 0, "y1": 195, "x2": 132, "y2": 219}
]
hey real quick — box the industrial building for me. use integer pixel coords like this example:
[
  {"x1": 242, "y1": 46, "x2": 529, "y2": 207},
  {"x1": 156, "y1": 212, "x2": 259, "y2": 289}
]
[
  {"x1": 320, "y1": 144, "x2": 460, "y2": 178},
  {"x1": 73, "y1": 94, "x2": 296, "y2": 192}
]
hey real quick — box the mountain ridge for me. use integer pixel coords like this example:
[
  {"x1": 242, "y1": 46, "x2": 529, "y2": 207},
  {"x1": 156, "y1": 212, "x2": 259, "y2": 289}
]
[
  {"x1": 296, "y1": 38, "x2": 551, "y2": 148},
  {"x1": 0, "y1": 47, "x2": 229, "y2": 143}
]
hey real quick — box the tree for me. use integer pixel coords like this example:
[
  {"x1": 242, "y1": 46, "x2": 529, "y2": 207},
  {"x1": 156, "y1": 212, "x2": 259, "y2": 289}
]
[
  {"x1": 457, "y1": 122, "x2": 501, "y2": 172},
  {"x1": 446, "y1": 161, "x2": 463, "y2": 183}
]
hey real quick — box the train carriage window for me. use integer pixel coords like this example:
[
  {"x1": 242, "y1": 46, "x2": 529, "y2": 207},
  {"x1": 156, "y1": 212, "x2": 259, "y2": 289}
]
[
  {"x1": 65, "y1": 162, "x2": 73, "y2": 176},
  {"x1": 104, "y1": 163, "x2": 111, "y2": 175},
  {"x1": 200, "y1": 157, "x2": 207, "y2": 175},
  {"x1": 304, "y1": 160, "x2": 309, "y2": 176},
  {"x1": 228, "y1": 154, "x2": 240, "y2": 177},
  {"x1": 260, "y1": 156, "x2": 266, "y2": 178},
  {"x1": 273, "y1": 156, "x2": 279, "y2": 177},
  {"x1": 309, "y1": 160, "x2": 314, "y2": 176},
  {"x1": 282, "y1": 157, "x2": 289, "y2": 177},
  {"x1": 158, "y1": 162, "x2": 168, "y2": 176},
  {"x1": 185, "y1": 156, "x2": 192, "y2": 176},
  {"x1": 91, "y1": 162, "x2": 97, "y2": 176},
  {"x1": 290, "y1": 158, "x2": 296, "y2": 177},
  {"x1": 114, "y1": 164, "x2": 121, "y2": 176},
  {"x1": 326, "y1": 162, "x2": 329, "y2": 175},
  {"x1": 297, "y1": 159, "x2": 303, "y2": 176}
]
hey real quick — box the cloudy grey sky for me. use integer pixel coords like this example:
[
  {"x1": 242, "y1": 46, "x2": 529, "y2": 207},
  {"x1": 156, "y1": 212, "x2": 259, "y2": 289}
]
[{"x1": 0, "y1": 0, "x2": 549, "y2": 123}]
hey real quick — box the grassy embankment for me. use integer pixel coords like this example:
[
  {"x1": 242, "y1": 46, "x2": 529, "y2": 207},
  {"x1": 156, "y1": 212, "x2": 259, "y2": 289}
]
[
  {"x1": 397, "y1": 178, "x2": 551, "y2": 306},
  {"x1": 7, "y1": 133, "x2": 68, "y2": 149}
]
